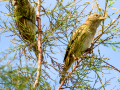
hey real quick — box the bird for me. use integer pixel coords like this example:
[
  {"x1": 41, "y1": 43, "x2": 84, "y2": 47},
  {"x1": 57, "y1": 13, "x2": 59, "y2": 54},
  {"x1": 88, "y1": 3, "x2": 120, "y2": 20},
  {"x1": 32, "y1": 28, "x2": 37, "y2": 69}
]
[
  {"x1": 13, "y1": 0, "x2": 38, "y2": 58},
  {"x1": 59, "y1": 14, "x2": 106, "y2": 83}
]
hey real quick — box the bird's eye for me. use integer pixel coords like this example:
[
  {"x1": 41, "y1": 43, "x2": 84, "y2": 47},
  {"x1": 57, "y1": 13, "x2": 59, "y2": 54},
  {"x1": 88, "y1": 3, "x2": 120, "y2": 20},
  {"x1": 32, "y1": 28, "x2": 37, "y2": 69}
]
[{"x1": 95, "y1": 14, "x2": 98, "y2": 17}]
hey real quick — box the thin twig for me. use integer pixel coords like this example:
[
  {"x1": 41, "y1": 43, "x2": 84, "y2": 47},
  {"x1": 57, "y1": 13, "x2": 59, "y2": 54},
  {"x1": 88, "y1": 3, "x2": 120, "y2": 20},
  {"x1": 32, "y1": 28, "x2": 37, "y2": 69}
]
[
  {"x1": 95, "y1": 71, "x2": 105, "y2": 90},
  {"x1": 60, "y1": 86, "x2": 91, "y2": 89},
  {"x1": 93, "y1": 34, "x2": 114, "y2": 49},
  {"x1": 102, "y1": 60, "x2": 120, "y2": 72},
  {"x1": 102, "y1": 0, "x2": 108, "y2": 33},
  {"x1": 99, "y1": 42, "x2": 120, "y2": 44}
]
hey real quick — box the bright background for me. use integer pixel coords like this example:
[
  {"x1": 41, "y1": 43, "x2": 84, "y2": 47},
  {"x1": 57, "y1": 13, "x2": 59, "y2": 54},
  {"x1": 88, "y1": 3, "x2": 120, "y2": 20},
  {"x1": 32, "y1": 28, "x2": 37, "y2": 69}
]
[{"x1": 0, "y1": 0, "x2": 120, "y2": 90}]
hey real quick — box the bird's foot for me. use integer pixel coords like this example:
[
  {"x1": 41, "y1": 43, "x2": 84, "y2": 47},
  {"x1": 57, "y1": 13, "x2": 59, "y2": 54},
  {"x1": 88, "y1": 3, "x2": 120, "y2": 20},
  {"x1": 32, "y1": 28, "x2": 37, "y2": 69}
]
[
  {"x1": 85, "y1": 48, "x2": 93, "y2": 54},
  {"x1": 72, "y1": 54, "x2": 79, "y2": 65}
]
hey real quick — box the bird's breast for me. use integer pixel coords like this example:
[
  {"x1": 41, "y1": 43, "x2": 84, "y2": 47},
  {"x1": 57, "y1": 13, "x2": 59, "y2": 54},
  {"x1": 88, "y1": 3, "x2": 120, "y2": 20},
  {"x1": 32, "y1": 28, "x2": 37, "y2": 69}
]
[{"x1": 81, "y1": 34, "x2": 94, "y2": 51}]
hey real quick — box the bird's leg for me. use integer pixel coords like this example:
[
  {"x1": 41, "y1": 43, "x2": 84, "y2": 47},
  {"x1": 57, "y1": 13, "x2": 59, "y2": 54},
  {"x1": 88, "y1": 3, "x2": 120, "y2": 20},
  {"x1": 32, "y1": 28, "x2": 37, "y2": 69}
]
[{"x1": 72, "y1": 54, "x2": 78, "y2": 65}]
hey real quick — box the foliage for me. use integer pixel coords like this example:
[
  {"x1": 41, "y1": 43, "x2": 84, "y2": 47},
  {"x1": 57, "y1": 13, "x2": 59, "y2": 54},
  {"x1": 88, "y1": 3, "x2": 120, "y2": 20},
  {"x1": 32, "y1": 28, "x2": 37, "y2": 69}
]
[{"x1": 0, "y1": 0, "x2": 120, "y2": 89}]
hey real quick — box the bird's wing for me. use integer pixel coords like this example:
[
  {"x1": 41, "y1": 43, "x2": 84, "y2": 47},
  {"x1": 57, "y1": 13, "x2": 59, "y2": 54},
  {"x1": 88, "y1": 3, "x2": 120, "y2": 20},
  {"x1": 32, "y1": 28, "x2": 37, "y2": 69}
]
[{"x1": 63, "y1": 26, "x2": 84, "y2": 62}]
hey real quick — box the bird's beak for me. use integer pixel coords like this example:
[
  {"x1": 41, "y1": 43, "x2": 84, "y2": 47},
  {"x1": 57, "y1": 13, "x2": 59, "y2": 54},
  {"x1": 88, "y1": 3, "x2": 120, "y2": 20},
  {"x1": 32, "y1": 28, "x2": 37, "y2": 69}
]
[{"x1": 99, "y1": 17, "x2": 106, "y2": 20}]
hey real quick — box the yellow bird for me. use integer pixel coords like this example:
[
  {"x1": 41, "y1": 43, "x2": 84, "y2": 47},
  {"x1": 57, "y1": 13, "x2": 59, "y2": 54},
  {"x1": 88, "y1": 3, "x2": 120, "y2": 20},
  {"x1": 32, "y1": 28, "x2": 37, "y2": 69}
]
[
  {"x1": 60, "y1": 14, "x2": 106, "y2": 83},
  {"x1": 14, "y1": 0, "x2": 38, "y2": 58}
]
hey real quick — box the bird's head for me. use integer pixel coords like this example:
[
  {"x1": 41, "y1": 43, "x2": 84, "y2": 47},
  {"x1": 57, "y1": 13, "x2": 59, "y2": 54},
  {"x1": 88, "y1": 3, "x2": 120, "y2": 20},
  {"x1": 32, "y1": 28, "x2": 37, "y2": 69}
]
[
  {"x1": 87, "y1": 14, "x2": 106, "y2": 22},
  {"x1": 85, "y1": 14, "x2": 106, "y2": 29}
]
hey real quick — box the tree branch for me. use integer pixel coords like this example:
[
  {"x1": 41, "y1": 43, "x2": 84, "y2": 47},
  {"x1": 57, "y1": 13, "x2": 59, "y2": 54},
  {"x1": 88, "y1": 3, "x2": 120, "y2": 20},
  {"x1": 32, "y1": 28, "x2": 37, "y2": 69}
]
[{"x1": 33, "y1": 0, "x2": 42, "y2": 88}]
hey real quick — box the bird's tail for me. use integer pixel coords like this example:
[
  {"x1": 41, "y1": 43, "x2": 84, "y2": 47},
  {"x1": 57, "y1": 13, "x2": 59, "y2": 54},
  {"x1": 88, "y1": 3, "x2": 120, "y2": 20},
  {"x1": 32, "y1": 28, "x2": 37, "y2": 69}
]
[
  {"x1": 59, "y1": 67, "x2": 67, "y2": 84},
  {"x1": 59, "y1": 55, "x2": 75, "y2": 83}
]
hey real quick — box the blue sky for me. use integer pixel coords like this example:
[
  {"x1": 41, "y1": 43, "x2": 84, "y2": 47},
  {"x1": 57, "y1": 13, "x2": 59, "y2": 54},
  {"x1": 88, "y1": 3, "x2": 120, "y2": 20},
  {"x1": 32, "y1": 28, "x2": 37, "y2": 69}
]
[{"x1": 0, "y1": 0, "x2": 120, "y2": 90}]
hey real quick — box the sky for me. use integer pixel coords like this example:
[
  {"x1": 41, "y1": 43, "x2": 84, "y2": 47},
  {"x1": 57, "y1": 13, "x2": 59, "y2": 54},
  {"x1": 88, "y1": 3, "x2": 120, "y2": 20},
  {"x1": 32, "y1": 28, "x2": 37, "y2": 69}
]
[{"x1": 0, "y1": 0, "x2": 120, "y2": 90}]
